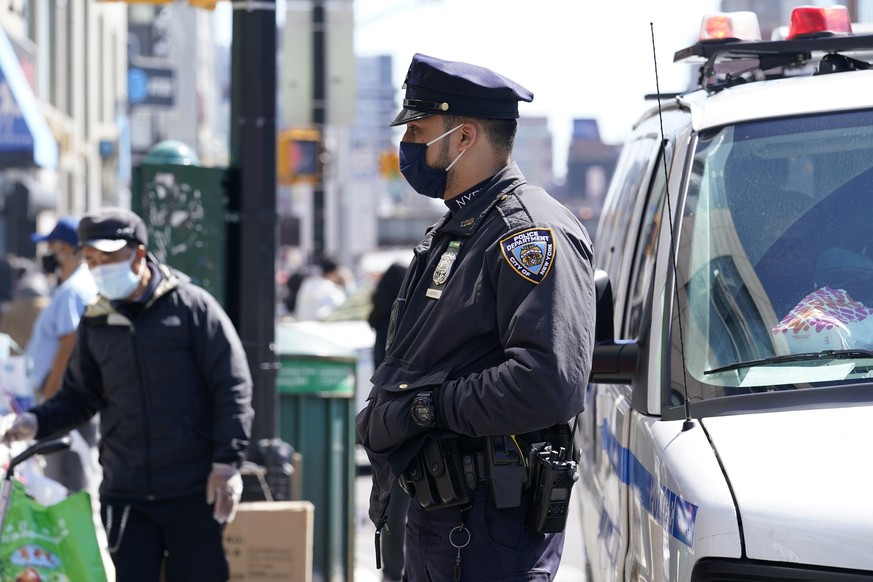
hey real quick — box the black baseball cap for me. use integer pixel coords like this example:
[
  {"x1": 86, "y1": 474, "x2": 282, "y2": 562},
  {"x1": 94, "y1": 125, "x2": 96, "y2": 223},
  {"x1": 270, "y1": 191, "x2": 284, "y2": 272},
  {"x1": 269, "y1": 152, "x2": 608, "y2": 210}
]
[
  {"x1": 390, "y1": 53, "x2": 534, "y2": 127},
  {"x1": 78, "y1": 207, "x2": 148, "y2": 253}
]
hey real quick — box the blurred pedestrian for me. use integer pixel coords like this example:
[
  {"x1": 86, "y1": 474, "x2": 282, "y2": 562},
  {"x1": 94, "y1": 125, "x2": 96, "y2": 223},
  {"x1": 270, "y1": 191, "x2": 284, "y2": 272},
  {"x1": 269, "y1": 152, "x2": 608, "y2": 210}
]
[
  {"x1": 283, "y1": 265, "x2": 310, "y2": 316},
  {"x1": 356, "y1": 54, "x2": 596, "y2": 581},
  {"x1": 28, "y1": 217, "x2": 97, "y2": 401},
  {"x1": 3, "y1": 207, "x2": 254, "y2": 581},
  {"x1": 295, "y1": 254, "x2": 349, "y2": 321},
  {"x1": 367, "y1": 262, "x2": 410, "y2": 582},
  {"x1": 26, "y1": 216, "x2": 99, "y2": 494},
  {"x1": 369, "y1": 262, "x2": 408, "y2": 366},
  {"x1": 0, "y1": 264, "x2": 50, "y2": 350},
  {"x1": 0, "y1": 253, "x2": 13, "y2": 306}
]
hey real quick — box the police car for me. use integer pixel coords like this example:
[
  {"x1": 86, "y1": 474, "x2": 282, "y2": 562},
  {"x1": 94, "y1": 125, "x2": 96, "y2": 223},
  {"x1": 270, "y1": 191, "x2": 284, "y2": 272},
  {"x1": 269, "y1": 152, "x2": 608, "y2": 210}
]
[{"x1": 576, "y1": 6, "x2": 873, "y2": 581}]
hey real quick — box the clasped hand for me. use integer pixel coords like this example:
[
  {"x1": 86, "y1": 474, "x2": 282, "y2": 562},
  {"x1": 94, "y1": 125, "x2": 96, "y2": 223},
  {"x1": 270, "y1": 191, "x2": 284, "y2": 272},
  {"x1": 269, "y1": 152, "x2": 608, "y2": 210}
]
[{"x1": 367, "y1": 389, "x2": 431, "y2": 452}]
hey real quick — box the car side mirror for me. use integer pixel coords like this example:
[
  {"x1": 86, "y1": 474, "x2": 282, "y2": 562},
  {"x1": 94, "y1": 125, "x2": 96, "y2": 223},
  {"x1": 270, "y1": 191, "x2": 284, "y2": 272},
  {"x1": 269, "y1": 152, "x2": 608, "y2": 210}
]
[
  {"x1": 590, "y1": 269, "x2": 638, "y2": 384},
  {"x1": 594, "y1": 269, "x2": 614, "y2": 342}
]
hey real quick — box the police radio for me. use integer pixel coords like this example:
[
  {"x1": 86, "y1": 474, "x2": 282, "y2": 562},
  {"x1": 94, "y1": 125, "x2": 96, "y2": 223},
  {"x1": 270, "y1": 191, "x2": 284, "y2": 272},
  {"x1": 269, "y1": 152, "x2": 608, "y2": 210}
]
[{"x1": 526, "y1": 445, "x2": 578, "y2": 534}]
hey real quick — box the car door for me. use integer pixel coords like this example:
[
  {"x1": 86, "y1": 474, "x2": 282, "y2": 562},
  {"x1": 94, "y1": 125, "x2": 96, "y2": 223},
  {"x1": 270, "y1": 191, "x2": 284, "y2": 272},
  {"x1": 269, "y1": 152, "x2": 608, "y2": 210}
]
[
  {"x1": 619, "y1": 129, "x2": 685, "y2": 581},
  {"x1": 577, "y1": 125, "x2": 662, "y2": 582},
  {"x1": 620, "y1": 119, "x2": 741, "y2": 582}
]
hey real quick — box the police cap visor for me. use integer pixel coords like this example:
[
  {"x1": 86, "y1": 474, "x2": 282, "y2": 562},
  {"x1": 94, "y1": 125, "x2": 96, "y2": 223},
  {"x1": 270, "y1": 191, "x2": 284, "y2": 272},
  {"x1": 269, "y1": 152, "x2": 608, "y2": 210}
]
[{"x1": 390, "y1": 53, "x2": 533, "y2": 127}]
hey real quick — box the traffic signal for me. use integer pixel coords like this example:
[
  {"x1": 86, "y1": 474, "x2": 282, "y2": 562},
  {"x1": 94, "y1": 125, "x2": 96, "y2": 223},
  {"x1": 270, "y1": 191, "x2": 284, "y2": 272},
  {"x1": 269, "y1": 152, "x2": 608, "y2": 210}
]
[
  {"x1": 278, "y1": 129, "x2": 322, "y2": 185},
  {"x1": 379, "y1": 150, "x2": 400, "y2": 180}
]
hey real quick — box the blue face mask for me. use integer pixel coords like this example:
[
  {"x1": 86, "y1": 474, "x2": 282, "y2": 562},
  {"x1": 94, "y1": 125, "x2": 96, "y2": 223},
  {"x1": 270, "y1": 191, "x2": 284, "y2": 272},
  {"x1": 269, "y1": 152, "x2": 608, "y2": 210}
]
[
  {"x1": 91, "y1": 252, "x2": 142, "y2": 300},
  {"x1": 399, "y1": 124, "x2": 466, "y2": 198}
]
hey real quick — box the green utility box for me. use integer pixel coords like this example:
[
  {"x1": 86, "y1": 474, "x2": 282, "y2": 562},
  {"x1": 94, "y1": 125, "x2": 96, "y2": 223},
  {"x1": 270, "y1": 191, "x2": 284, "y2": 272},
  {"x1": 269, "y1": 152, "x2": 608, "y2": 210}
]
[
  {"x1": 131, "y1": 142, "x2": 227, "y2": 306},
  {"x1": 275, "y1": 323, "x2": 355, "y2": 582}
]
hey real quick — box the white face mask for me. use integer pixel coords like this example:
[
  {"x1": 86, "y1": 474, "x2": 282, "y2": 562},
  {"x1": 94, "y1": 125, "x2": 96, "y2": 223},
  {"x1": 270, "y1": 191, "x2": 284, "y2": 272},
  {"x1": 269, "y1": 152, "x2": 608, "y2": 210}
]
[{"x1": 91, "y1": 252, "x2": 141, "y2": 300}]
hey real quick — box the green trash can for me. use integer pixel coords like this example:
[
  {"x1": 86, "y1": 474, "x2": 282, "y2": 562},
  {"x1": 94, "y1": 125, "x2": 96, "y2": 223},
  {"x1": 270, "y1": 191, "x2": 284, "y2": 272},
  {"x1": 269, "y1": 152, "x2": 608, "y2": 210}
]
[{"x1": 275, "y1": 323, "x2": 355, "y2": 582}]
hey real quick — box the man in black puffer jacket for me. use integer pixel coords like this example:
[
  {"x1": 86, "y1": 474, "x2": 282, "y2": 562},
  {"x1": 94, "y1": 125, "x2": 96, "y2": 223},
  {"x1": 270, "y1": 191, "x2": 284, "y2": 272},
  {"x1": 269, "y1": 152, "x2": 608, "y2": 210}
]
[{"x1": 4, "y1": 207, "x2": 254, "y2": 582}]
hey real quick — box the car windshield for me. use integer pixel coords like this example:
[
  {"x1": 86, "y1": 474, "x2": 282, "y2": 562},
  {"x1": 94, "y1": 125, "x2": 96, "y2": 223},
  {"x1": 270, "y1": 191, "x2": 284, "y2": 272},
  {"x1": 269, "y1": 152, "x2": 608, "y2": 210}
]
[{"x1": 675, "y1": 108, "x2": 873, "y2": 398}]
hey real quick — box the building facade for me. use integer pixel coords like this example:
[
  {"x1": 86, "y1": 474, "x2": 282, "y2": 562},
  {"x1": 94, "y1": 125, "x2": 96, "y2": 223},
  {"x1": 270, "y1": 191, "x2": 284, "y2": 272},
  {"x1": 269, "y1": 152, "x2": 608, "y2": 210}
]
[
  {"x1": 0, "y1": 0, "x2": 127, "y2": 257},
  {"x1": 564, "y1": 117, "x2": 620, "y2": 237},
  {"x1": 514, "y1": 116, "x2": 554, "y2": 194}
]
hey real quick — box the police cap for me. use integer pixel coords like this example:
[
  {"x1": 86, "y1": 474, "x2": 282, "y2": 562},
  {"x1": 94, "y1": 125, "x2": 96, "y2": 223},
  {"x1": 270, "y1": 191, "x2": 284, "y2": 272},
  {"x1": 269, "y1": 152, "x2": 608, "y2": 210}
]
[{"x1": 390, "y1": 53, "x2": 534, "y2": 127}]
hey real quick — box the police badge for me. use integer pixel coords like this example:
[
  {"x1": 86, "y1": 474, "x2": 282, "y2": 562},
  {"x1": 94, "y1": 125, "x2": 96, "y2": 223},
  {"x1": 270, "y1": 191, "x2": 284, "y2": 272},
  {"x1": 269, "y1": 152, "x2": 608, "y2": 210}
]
[
  {"x1": 500, "y1": 228, "x2": 556, "y2": 284},
  {"x1": 426, "y1": 240, "x2": 462, "y2": 299}
]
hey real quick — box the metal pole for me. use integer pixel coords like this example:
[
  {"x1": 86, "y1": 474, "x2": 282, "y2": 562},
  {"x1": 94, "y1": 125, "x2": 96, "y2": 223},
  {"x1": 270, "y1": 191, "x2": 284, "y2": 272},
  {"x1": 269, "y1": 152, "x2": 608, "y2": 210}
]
[
  {"x1": 848, "y1": 0, "x2": 859, "y2": 21},
  {"x1": 229, "y1": 0, "x2": 278, "y2": 442},
  {"x1": 312, "y1": 0, "x2": 326, "y2": 257}
]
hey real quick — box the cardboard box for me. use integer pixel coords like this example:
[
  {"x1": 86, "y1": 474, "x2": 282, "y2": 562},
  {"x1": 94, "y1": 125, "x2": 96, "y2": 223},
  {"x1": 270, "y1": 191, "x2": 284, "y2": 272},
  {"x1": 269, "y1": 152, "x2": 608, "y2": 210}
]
[{"x1": 224, "y1": 501, "x2": 314, "y2": 582}]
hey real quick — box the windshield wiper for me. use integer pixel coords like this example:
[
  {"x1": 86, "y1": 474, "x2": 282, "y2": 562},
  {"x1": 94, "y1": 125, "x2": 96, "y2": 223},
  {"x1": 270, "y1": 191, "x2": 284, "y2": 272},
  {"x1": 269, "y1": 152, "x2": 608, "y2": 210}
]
[{"x1": 704, "y1": 349, "x2": 873, "y2": 375}]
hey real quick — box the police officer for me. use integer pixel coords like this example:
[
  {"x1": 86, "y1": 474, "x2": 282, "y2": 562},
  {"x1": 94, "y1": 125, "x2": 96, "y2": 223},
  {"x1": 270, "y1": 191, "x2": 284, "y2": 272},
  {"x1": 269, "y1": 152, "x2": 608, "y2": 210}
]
[{"x1": 356, "y1": 53, "x2": 596, "y2": 581}]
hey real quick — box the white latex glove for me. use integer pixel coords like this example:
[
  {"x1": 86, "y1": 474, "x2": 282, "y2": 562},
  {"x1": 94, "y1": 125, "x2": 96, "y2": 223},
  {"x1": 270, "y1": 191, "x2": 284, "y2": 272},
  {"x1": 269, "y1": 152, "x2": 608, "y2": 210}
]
[
  {"x1": 206, "y1": 462, "x2": 243, "y2": 524},
  {"x1": 1, "y1": 412, "x2": 37, "y2": 443}
]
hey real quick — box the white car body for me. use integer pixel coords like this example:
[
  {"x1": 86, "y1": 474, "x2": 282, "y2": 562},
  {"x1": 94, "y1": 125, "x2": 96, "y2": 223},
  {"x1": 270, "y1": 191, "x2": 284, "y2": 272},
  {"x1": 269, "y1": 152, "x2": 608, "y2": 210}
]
[{"x1": 577, "y1": 24, "x2": 873, "y2": 582}]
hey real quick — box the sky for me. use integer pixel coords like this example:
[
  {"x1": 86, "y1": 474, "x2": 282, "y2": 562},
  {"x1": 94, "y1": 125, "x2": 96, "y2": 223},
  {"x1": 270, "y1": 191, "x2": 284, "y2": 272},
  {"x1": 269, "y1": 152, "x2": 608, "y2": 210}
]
[
  {"x1": 218, "y1": 0, "x2": 720, "y2": 177},
  {"x1": 353, "y1": 0, "x2": 717, "y2": 145}
]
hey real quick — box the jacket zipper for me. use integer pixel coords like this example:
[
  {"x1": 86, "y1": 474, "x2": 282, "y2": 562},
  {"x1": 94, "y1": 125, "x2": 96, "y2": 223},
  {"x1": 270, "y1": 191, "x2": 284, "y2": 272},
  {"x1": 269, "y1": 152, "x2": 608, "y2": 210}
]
[
  {"x1": 374, "y1": 511, "x2": 389, "y2": 570},
  {"x1": 130, "y1": 324, "x2": 155, "y2": 499}
]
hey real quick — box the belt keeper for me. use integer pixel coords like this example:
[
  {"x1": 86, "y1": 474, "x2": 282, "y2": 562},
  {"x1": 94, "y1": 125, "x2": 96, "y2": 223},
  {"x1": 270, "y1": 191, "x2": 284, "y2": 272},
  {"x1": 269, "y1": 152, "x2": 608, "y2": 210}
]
[{"x1": 462, "y1": 454, "x2": 478, "y2": 490}]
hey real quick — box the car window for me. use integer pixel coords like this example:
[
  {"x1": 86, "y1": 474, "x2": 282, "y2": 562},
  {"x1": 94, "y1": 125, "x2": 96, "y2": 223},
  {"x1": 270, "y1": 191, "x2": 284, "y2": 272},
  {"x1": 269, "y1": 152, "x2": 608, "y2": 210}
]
[
  {"x1": 671, "y1": 108, "x2": 873, "y2": 398},
  {"x1": 624, "y1": 143, "x2": 669, "y2": 338},
  {"x1": 596, "y1": 136, "x2": 660, "y2": 282},
  {"x1": 596, "y1": 135, "x2": 661, "y2": 334}
]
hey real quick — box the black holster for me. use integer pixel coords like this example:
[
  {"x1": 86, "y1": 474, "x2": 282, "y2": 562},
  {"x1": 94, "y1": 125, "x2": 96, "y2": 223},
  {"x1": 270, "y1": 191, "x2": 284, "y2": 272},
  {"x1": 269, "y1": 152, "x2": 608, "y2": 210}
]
[
  {"x1": 400, "y1": 433, "x2": 472, "y2": 510},
  {"x1": 523, "y1": 422, "x2": 579, "y2": 534}
]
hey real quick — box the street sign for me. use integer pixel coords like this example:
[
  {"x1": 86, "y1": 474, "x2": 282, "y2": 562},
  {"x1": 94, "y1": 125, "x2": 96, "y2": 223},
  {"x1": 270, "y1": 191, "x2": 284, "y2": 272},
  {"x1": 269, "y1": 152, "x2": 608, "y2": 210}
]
[
  {"x1": 127, "y1": 60, "x2": 176, "y2": 109},
  {"x1": 280, "y1": 2, "x2": 356, "y2": 127}
]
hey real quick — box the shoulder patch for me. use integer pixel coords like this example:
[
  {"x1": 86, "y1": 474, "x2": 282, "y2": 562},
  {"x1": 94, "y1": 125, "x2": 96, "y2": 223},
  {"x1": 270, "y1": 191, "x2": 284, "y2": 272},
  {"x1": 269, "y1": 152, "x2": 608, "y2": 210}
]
[{"x1": 500, "y1": 228, "x2": 556, "y2": 284}]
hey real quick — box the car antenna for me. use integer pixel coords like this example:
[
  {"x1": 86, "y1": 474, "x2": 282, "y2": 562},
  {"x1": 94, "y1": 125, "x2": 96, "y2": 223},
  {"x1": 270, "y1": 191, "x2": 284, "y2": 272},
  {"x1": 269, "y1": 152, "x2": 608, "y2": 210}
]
[{"x1": 651, "y1": 22, "x2": 695, "y2": 432}]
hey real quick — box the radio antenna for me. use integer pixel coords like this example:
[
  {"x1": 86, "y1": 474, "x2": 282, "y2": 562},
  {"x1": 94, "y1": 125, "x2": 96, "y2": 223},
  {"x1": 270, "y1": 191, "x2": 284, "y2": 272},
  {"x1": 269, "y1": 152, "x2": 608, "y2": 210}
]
[{"x1": 650, "y1": 22, "x2": 695, "y2": 432}]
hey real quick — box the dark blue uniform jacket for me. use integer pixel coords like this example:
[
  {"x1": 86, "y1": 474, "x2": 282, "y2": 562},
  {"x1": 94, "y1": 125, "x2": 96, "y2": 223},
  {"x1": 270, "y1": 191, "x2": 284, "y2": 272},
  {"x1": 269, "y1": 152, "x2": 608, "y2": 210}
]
[
  {"x1": 357, "y1": 163, "x2": 596, "y2": 524},
  {"x1": 33, "y1": 261, "x2": 254, "y2": 502}
]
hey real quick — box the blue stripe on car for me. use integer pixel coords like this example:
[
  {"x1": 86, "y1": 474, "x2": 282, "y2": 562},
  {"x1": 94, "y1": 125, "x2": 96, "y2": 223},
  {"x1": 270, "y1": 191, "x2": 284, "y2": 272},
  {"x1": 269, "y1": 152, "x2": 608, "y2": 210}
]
[{"x1": 601, "y1": 421, "x2": 698, "y2": 546}]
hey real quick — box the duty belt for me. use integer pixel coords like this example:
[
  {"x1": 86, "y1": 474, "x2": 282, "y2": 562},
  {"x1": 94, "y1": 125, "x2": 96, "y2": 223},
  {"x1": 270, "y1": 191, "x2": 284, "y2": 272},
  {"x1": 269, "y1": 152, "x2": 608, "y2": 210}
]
[
  {"x1": 400, "y1": 425, "x2": 578, "y2": 536},
  {"x1": 401, "y1": 434, "x2": 528, "y2": 511}
]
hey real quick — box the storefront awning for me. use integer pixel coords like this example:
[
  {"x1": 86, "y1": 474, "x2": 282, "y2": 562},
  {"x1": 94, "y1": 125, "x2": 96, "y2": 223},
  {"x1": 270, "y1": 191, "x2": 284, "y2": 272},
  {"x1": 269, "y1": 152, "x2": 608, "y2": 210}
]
[{"x1": 0, "y1": 27, "x2": 57, "y2": 170}]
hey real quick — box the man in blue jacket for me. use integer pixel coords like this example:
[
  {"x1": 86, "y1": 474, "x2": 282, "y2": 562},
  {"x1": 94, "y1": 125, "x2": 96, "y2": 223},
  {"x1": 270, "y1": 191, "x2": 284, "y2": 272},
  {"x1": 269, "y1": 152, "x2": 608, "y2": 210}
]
[
  {"x1": 4, "y1": 207, "x2": 254, "y2": 582},
  {"x1": 357, "y1": 54, "x2": 596, "y2": 581}
]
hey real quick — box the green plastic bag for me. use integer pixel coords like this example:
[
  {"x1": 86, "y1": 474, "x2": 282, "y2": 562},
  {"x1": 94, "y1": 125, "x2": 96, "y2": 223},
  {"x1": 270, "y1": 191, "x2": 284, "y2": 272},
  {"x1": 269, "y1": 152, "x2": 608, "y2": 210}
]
[{"x1": 0, "y1": 480, "x2": 107, "y2": 582}]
